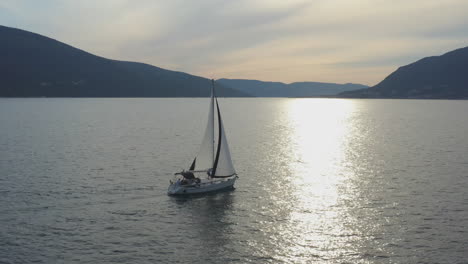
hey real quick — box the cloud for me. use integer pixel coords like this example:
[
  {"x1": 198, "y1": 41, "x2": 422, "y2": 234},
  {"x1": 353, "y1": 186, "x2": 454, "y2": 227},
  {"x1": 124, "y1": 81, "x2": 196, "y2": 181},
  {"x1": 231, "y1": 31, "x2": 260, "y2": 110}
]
[{"x1": 1, "y1": 0, "x2": 467, "y2": 85}]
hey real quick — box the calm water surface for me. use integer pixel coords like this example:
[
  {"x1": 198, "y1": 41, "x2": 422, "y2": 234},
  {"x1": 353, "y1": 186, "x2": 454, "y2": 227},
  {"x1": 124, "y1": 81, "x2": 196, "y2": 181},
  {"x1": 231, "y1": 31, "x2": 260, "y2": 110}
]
[{"x1": 1, "y1": 98, "x2": 467, "y2": 263}]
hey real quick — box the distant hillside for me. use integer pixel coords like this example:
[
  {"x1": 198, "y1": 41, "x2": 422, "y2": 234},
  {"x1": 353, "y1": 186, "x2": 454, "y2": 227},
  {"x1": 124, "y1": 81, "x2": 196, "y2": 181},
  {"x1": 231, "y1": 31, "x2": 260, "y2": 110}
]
[
  {"x1": 0, "y1": 25, "x2": 248, "y2": 97},
  {"x1": 340, "y1": 47, "x2": 468, "y2": 99},
  {"x1": 217, "y1": 78, "x2": 367, "y2": 97}
]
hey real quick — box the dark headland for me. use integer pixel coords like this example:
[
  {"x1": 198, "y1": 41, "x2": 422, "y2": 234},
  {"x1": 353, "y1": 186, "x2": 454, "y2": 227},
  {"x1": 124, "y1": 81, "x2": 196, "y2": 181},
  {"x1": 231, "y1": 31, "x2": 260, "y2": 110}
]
[{"x1": 339, "y1": 46, "x2": 468, "y2": 99}]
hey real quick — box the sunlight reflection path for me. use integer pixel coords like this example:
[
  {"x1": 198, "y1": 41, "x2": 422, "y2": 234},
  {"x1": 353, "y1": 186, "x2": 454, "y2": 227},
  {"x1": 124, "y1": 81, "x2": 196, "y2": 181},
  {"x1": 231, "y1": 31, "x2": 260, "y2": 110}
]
[{"x1": 275, "y1": 99, "x2": 360, "y2": 263}]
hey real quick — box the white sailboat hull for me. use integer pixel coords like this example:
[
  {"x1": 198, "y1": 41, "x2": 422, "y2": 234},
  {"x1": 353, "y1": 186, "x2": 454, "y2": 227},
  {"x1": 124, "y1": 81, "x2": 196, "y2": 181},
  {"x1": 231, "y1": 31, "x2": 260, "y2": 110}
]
[{"x1": 167, "y1": 176, "x2": 237, "y2": 195}]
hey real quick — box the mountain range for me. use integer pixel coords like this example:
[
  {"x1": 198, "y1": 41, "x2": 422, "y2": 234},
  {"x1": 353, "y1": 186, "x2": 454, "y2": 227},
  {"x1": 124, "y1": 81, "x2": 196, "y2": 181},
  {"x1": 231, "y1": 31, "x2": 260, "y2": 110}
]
[
  {"x1": 217, "y1": 79, "x2": 367, "y2": 97},
  {"x1": 0, "y1": 25, "x2": 247, "y2": 97},
  {"x1": 0, "y1": 25, "x2": 369, "y2": 98},
  {"x1": 340, "y1": 47, "x2": 468, "y2": 99},
  {"x1": 1, "y1": 25, "x2": 467, "y2": 99}
]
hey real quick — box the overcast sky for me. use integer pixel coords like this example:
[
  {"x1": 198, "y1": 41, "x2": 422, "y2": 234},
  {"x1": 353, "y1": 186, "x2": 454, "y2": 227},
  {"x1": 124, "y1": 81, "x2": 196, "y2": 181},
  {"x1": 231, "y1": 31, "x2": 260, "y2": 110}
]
[{"x1": 1, "y1": 0, "x2": 468, "y2": 85}]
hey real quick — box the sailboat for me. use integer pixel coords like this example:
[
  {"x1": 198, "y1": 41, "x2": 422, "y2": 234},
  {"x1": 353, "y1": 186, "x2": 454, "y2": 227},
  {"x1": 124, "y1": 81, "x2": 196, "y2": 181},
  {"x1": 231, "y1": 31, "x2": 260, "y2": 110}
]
[{"x1": 168, "y1": 80, "x2": 238, "y2": 195}]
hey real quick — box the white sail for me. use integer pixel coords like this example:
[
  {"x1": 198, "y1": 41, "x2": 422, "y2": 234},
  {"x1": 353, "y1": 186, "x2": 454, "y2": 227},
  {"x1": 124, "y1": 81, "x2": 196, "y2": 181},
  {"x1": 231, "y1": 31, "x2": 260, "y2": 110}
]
[
  {"x1": 192, "y1": 88, "x2": 214, "y2": 171},
  {"x1": 213, "y1": 110, "x2": 236, "y2": 177}
]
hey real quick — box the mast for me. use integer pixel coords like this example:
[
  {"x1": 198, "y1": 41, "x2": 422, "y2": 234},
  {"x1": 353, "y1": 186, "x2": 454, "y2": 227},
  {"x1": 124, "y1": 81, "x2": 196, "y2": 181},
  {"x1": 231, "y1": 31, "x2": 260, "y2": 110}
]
[{"x1": 211, "y1": 79, "x2": 215, "y2": 168}]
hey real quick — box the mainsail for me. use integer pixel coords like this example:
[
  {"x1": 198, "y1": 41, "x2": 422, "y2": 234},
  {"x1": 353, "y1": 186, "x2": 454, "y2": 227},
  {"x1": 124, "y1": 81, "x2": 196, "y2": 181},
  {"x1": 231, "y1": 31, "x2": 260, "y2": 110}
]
[{"x1": 189, "y1": 80, "x2": 236, "y2": 178}]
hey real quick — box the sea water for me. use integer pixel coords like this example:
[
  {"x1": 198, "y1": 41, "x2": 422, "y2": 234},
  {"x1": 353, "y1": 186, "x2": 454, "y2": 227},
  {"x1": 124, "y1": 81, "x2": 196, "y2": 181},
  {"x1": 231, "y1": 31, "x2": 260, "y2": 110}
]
[{"x1": 1, "y1": 98, "x2": 467, "y2": 263}]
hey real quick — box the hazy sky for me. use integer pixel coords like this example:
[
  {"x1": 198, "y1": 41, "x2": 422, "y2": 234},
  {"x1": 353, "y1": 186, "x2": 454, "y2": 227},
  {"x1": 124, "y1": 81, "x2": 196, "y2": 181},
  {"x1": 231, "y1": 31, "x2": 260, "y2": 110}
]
[{"x1": 1, "y1": 0, "x2": 468, "y2": 85}]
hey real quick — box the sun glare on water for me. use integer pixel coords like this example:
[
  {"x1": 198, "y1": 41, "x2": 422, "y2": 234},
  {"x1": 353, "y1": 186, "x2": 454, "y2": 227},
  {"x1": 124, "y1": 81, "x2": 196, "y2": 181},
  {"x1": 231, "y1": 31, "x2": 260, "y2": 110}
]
[
  {"x1": 273, "y1": 99, "x2": 361, "y2": 262},
  {"x1": 287, "y1": 98, "x2": 355, "y2": 195}
]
